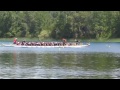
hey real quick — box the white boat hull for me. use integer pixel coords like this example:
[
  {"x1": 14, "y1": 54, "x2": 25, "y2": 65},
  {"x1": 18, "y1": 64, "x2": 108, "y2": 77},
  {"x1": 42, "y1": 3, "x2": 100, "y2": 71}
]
[{"x1": 1, "y1": 44, "x2": 90, "y2": 48}]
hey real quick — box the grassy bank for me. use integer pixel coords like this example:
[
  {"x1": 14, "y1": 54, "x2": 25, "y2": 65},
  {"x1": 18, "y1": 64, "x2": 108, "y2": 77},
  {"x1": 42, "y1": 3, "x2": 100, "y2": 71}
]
[
  {"x1": 78, "y1": 38, "x2": 120, "y2": 42},
  {"x1": 93, "y1": 38, "x2": 120, "y2": 42},
  {"x1": 68, "y1": 38, "x2": 120, "y2": 42},
  {"x1": 0, "y1": 38, "x2": 39, "y2": 42},
  {"x1": 0, "y1": 38, "x2": 120, "y2": 42},
  {"x1": 0, "y1": 38, "x2": 59, "y2": 42}
]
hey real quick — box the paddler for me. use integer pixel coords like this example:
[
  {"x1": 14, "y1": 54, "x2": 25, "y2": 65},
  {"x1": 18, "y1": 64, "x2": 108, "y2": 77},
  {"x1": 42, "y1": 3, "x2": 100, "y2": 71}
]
[
  {"x1": 75, "y1": 39, "x2": 79, "y2": 45},
  {"x1": 13, "y1": 38, "x2": 17, "y2": 44},
  {"x1": 62, "y1": 38, "x2": 67, "y2": 46}
]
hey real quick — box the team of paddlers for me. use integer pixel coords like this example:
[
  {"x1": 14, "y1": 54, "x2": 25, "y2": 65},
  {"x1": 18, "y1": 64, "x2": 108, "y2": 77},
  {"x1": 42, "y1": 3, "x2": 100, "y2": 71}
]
[{"x1": 13, "y1": 38, "x2": 83, "y2": 46}]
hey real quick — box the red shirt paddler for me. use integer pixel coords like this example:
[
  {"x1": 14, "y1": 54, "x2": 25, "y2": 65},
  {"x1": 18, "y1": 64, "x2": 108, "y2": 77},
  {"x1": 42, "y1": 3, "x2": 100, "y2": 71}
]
[{"x1": 13, "y1": 38, "x2": 17, "y2": 44}]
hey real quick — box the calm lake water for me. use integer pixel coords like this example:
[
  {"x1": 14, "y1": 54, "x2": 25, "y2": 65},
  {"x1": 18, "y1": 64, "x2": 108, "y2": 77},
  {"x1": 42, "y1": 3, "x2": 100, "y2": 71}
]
[{"x1": 0, "y1": 42, "x2": 120, "y2": 79}]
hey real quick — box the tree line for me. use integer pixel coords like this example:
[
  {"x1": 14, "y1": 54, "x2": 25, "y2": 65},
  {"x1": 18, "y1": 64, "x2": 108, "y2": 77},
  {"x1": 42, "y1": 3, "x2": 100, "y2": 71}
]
[{"x1": 0, "y1": 11, "x2": 120, "y2": 40}]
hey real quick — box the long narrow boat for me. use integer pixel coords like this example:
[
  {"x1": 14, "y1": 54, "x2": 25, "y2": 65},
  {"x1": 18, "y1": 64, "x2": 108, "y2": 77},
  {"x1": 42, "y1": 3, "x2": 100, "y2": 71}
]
[
  {"x1": 1, "y1": 40, "x2": 90, "y2": 48},
  {"x1": 1, "y1": 43, "x2": 90, "y2": 48}
]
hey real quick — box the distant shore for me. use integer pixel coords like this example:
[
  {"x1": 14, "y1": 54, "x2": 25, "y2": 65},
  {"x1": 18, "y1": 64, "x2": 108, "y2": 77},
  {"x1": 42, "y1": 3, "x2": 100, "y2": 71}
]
[{"x1": 0, "y1": 38, "x2": 120, "y2": 42}]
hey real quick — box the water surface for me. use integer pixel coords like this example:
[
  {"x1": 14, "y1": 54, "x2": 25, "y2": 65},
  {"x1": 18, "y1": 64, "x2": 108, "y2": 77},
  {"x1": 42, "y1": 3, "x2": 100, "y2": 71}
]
[{"x1": 0, "y1": 42, "x2": 120, "y2": 79}]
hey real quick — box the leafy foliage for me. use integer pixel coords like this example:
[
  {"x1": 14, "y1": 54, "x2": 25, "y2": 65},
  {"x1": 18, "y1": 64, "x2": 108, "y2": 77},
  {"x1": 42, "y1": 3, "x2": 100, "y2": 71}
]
[{"x1": 0, "y1": 11, "x2": 120, "y2": 40}]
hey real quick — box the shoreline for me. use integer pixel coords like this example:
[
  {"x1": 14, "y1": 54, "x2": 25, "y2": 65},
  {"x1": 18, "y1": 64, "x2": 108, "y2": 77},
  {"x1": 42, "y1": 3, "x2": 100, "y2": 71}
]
[{"x1": 0, "y1": 38, "x2": 120, "y2": 42}]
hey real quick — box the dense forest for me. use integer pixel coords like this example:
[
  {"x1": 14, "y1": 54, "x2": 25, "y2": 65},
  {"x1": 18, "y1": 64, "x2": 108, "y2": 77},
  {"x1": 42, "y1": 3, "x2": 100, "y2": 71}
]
[{"x1": 0, "y1": 11, "x2": 120, "y2": 40}]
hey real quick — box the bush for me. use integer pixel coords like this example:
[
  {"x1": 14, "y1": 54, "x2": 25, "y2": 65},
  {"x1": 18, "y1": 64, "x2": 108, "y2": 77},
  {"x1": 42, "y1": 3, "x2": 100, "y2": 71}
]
[{"x1": 38, "y1": 30, "x2": 49, "y2": 40}]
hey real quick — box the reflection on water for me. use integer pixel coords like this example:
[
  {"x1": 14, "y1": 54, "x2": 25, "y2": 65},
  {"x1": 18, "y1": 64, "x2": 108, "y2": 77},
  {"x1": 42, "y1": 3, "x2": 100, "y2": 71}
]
[
  {"x1": 0, "y1": 42, "x2": 120, "y2": 79},
  {"x1": 0, "y1": 52, "x2": 120, "y2": 79}
]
